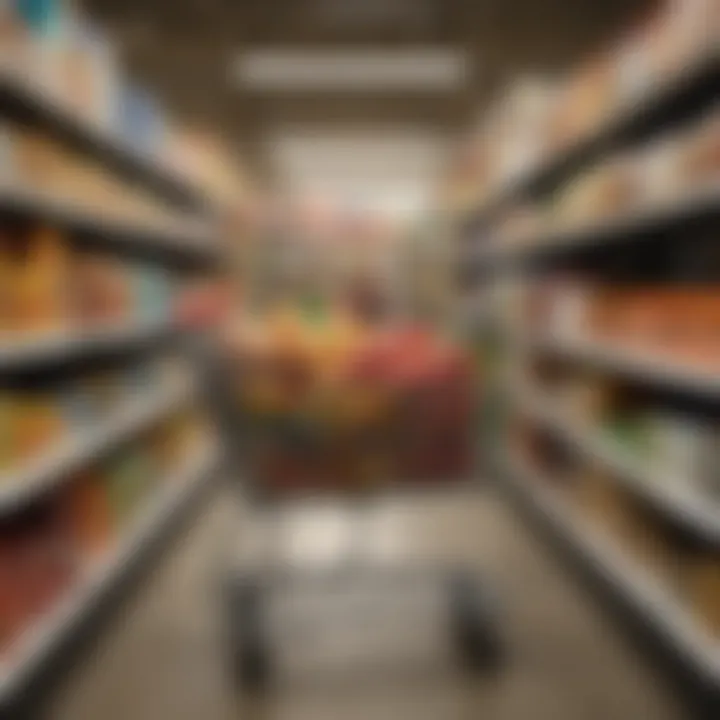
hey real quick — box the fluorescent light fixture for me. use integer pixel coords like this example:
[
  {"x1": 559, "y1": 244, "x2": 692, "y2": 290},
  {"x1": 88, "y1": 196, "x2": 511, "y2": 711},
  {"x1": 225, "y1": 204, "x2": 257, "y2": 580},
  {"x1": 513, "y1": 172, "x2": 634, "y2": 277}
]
[{"x1": 232, "y1": 47, "x2": 467, "y2": 92}]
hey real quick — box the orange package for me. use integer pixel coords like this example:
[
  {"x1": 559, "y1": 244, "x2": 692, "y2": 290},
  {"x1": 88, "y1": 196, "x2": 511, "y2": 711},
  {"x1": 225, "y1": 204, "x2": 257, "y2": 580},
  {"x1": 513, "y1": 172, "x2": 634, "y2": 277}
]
[
  {"x1": 13, "y1": 226, "x2": 73, "y2": 335},
  {"x1": 61, "y1": 472, "x2": 115, "y2": 559},
  {"x1": 71, "y1": 251, "x2": 131, "y2": 327},
  {"x1": 12, "y1": 388, "x2": 66, "y2": 464},
  {"x1": 0, "y1": 230, "x2": 17, "y2": 334},
  {"x1": 669, "y1": 289, "x2": 720, "y2": 369}
]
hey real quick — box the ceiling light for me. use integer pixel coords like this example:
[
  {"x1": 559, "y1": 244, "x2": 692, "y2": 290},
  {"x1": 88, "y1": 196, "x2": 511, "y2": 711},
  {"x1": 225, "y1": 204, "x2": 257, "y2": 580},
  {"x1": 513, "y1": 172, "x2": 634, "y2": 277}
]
[{"x1": 232, "y1": 47, "x2": 467, "y2": 92}]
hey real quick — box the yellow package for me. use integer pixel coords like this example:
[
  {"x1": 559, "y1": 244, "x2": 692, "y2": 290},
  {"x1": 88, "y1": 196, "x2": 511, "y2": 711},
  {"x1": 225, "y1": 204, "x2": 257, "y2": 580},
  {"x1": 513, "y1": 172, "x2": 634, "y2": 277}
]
[{"x1": 15, "y1": 226, "x2": 72, "y2": 334}]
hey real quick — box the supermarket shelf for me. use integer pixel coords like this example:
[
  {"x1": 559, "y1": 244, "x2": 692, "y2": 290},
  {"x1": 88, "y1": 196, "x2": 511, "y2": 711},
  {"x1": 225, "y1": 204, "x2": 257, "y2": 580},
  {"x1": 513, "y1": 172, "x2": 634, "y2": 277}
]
[
  {"x1": 531, "y1": 334, "x2": 720, "y2": 400},
  {"x1": 465, "y1": 50, "x2": 720, "y2": 232},
  {"x1": 0, "y1": 445, "x2": 218, "y2": 709},
  {"x1": 0, "y1": 185, "x2": 220, "y2": 265},
  {"x1": 0, "y1": 70, "x2": 213, "y2": 214},
  {"x1": 0, "y1": 321, "x2": 178, "y2": 374},
  {"x1": 0, "y1": 385, "x2": 190, "y2": 515},
  {"x1": 472, "y1": 181, "x2": 720, "y2": 269},
  {"x1": 505, "y1": 456, "x2": 720, "y2": 698},
  {"x1": 521, "y1": 393, "x2": 720, "y2": 547}
]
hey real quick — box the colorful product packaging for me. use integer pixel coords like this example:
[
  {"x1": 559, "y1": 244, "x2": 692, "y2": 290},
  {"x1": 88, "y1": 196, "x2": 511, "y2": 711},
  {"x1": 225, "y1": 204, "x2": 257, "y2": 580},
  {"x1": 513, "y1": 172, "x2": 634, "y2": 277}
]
[
  {"x1": 132, "y1": 263, "x2": 173, "y2": 323},
  {"x1": 12, "y1": 226, "x2": 73, "y2": 335},
  {"x1": 61, "y1": 470, "x2": 115, "y2": 559}
]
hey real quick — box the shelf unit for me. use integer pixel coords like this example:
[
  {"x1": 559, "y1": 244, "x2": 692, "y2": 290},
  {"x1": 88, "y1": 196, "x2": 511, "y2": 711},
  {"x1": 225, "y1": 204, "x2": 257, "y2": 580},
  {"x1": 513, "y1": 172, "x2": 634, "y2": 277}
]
[
  {"x1": 529, "y1": 334, "x2": 720, "y2": 401},
  {"x1": 0, "y1": 445, "x2": 218, "y2": 710},
  {"x1": 0, "y1": 384, "x2": 190, "y2": 515},
  {"x1": 463, "y1": 50, "x2": 720, "y2": 233},
  {"x1": 519, "y1": 392, "x2": 720, "y2": 546},
  {"x1": 462, "y1": 41, "x2": 720, "y2": 711},
  {"x1": 472, "y1": 181, "x2": 720, "y2": 270},
  {"x1": 0, "y1": 321, "x2": 178, "y2": 374},
  {"x1": 0, "y1": 69, "x2": 214, "y2": 215},
  {"x1": 0, "y1": 185, "x2": 220, "y2": 267},
  {"x1": 0, "y1": 46, "x2": 224, "y2": 715},
  {"x1": 505, "y1": 457, "x2": 720, "y2": 698}
]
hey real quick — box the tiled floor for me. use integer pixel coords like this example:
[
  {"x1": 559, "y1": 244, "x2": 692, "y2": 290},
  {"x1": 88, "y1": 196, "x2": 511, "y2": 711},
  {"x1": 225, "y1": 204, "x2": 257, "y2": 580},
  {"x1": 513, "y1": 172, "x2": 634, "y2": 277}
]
[{"x1": 47, "y1": 485, "x2": 688, "y2": 720}]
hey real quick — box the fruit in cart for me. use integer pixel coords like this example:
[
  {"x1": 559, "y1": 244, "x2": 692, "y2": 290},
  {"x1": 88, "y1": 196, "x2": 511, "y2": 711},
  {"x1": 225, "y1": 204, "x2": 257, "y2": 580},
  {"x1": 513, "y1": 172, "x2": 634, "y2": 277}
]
[{"x1": 232, "y1": 306, "x2": 476, "y2": 490}]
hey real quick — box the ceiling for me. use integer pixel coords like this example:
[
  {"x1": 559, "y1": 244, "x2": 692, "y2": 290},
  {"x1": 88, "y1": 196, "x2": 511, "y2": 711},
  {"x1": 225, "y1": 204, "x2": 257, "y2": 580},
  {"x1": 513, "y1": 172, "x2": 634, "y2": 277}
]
[{"x1": 82, "y1": 0, "x2": 655, "y2": 214}]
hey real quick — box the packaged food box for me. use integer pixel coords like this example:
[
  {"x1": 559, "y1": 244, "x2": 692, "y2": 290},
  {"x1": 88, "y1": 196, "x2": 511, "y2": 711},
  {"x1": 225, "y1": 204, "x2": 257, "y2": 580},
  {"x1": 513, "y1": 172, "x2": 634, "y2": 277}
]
[
  {"x1": 0, "y1": 500, "x2": 79, "y2": 651},
  {"x1": 0, "y1": 391, "x2": 14, "y2": 473},
  {"x1": 0, "y1": 123, "x2": 17, "y2": 185},
  {"x1": 61, "y1": 471, "x2": 115, "y2": 559},
  {"x1": 9, "y1": 0, "x2": 69, "y2": 91},
  {"x1": 117, "y1": 84, "x2": 164, "y2": 158},
  {"x1": 132, "y1": 263, "x2": 173, "y2": 323},
  {"x1": 649, "y1": 0, "x2": 720, "y2": 78},
  {"x1": 12, "y1": 226, "x2": 73, "y2": 335},
  {"x1": 1, "y1": 389, "x2": 54, "y2": 473},
  {"x1": 104, "y1": 446, "x2": 156, "y2": 525},
  {"x1": 11, "y1": 385, "x2": 66, "y2": 464},
  {"x1": 680, "y1": 551, "x2": 720, "y2": 637},
  {"x1": 0, "y1": 230, "x2": 18, "y2": 334},
  {"x1": 60, "y1": 18, "x2": 117, "y2": 125},
  {"x1": 71, "y1": 251, "x2": 131, "y2": 327}
]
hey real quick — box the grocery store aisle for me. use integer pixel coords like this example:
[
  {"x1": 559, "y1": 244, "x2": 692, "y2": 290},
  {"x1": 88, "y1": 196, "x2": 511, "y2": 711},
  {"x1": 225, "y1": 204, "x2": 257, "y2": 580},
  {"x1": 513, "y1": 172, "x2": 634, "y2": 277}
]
[{"x1": 47, "y1": 485, "x2": 687, "y2": 720}]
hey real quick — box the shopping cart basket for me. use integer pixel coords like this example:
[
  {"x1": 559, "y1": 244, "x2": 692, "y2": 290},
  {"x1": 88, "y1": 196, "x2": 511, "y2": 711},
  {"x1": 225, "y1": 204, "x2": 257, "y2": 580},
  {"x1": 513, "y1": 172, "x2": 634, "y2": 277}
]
[{"x1": 197, "y1": 328, "x2": 505, "y2": 692}]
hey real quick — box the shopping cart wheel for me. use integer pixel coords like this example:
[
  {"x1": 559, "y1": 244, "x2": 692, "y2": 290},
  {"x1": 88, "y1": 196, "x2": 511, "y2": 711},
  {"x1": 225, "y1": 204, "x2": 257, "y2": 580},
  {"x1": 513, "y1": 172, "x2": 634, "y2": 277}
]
[
  {"x1": 448, "y1": 572, "x2": 504, "y2": 672},
  {"x1": 225, "y1": 574, "x2": 272, "y2": 692}
]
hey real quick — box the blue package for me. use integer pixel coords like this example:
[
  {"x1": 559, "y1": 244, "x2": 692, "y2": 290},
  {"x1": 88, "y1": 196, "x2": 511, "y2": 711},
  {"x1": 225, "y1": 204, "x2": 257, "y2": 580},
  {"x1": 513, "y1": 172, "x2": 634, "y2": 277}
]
[
  {"x1": 133, "y1": 263, "x2": 173, "y2": 322},
  {"x1": 15, "y1": 0, "x2": 63, "y2": 35},
  {"x1": 116, "y1": 84, "x2": 165, "y2": 156}
]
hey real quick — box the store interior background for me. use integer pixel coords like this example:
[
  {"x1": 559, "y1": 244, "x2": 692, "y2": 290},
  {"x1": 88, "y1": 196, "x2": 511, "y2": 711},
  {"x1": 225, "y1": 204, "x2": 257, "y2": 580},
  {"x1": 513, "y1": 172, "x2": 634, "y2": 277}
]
[
  {"x1": 1, "y1": 1, "x2": 719, "y2": 719},
  {"x1": 81, "y1": 0, "x2": 651, "y2": 214}
]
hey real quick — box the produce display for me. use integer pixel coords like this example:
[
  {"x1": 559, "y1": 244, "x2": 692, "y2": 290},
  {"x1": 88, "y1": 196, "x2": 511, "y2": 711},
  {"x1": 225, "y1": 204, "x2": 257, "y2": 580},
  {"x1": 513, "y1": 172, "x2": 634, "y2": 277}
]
[
  {"x1": 0, "y1": 223, "x2": 179, "y2": 337},
  {"x1": 0, "y1": 406, "x2": 208, "y2": 656},
  {"x1": 231, "y1": 306, "x2": 475, "y2": 494}
]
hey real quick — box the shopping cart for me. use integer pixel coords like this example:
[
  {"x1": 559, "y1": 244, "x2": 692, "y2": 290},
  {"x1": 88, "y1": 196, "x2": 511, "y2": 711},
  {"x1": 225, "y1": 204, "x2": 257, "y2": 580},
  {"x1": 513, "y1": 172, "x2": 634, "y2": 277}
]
[{"x1": 198, "y1": 326, "x2": 505, "y2": 692}]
